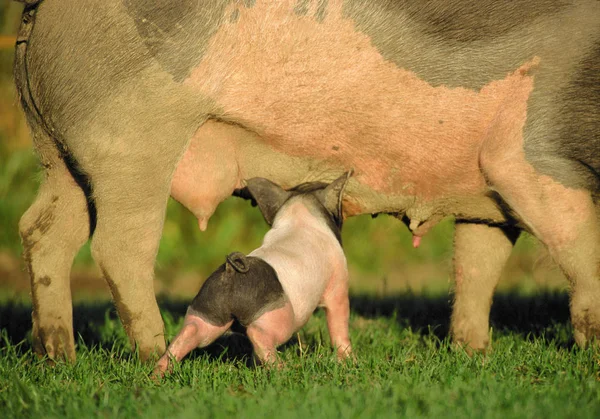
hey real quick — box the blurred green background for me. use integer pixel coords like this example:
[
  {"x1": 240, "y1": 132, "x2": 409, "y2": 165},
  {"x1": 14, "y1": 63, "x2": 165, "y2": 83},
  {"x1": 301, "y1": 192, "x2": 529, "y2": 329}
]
[{"x1": 0, "y1": 2, "x2": 566, "y2": 302}]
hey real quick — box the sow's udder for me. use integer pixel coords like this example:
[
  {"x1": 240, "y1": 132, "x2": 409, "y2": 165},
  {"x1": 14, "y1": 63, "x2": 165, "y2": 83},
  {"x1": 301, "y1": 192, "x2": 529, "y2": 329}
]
[
  {"x1": 168, "y1": 120, "x2": 361, "y2": 231},
  {"x1": 169, "y1": 113, "x2": 501, "y2": 232},
  {"x1": 169, "y1": 122, "x2": 243, "y2": 231}
]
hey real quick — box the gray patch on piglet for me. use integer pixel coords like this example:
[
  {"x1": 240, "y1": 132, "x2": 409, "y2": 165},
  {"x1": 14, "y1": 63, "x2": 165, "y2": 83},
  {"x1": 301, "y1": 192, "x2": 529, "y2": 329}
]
[{"x1": 188, "y1": 253, "x2": 286, "y2": 327}]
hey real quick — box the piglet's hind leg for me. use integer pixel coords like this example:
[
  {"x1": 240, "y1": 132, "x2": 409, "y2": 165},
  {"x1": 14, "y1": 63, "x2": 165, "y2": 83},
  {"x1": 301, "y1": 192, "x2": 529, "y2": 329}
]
[
  {"x1": 154, "y1": 315, "x2": 232, "y2": 375},
  {"x1": 246, "y1": 303, "x2": 295, "y2": 365}
]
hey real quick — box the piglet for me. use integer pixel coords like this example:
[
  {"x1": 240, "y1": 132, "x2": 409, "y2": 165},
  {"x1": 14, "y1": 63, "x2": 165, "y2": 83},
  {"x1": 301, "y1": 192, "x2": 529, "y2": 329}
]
[{"x1": 154, "y1": 172, "x2": 353, "y2": 375}]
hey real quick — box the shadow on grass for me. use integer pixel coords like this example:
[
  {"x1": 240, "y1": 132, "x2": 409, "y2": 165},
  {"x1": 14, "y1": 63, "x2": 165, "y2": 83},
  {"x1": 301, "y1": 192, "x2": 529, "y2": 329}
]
[
  {"x1": 350, "y1": 291, "x2": 573, "y2": 347},
  {"x1": 0, "y1": 291, "x2": 573, "y2": 360}
]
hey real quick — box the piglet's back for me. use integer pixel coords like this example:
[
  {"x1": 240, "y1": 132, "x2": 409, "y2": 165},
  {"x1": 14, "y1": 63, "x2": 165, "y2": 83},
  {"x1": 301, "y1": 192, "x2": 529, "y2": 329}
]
[{"x1": 249, "y1": 202, "x2": 346, "y2": 327}]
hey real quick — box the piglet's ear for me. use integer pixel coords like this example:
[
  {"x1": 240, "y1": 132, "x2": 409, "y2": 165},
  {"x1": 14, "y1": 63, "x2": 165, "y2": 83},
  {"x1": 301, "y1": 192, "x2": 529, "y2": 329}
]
[
  {"x1": 315, "y1": 170, "x2": 353, "y2": 222},
  {"x1": 245, "y1": 178, "x2": 292, "y2": 226}
]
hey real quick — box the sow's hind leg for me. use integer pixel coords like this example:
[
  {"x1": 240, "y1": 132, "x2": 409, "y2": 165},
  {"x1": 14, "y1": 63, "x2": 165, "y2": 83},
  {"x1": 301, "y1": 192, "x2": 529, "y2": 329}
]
[
  {"x1": 19, "y1": 127, "x2": 91, "y2": 361},
  {"x1": 81, "y1": 111, "x2": 206, "y2": 361}
]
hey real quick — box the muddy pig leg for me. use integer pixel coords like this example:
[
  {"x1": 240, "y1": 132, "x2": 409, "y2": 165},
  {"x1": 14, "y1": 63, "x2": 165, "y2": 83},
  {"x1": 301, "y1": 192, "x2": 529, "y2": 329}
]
[
  {"x1": 82, "y1": 109, "x2": 206, "y2": 360},
  {"x1": 19, "y1": 127, "x2": 91, "y2": 362},
  {"x1": 89, "y1": 157, "x2": 176, "y2": 360},
  {"x1": 451, "y1": 222, "x2": 518, "y2": 353},
  {"x1": 246, "y1": 302, "x2": 295, "y2": 365},
  {"x1": 154, "y1": 312, "x2": 233, "y2": 376},
  {"x1": 321, "y1": 271, "x2": 352, "y2": 360},
  {"x1": 483, "y1": 154, "x2": 600, "y2": 347}
]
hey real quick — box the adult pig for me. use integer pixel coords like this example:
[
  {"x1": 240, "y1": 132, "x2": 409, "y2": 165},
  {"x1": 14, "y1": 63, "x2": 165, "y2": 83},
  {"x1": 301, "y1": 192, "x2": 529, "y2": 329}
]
[
  {"x1": 13, "y1": 0, "x2": 600, "y2": 360},
  {"x1": 155, "y1": 174, "x2": 352, "y2": 374}
]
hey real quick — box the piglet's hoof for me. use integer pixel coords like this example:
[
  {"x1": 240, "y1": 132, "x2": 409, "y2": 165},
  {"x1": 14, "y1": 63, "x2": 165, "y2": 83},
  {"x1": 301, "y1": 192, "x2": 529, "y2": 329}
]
[
  {"x1": 150, "y1": 355, "x2": 174, "y2": 381},
  {"x1": 264, "y1": 360, "x2": 285, "y2": 370},
  {"x1": 258, "y1": 359, "x2": 285, "y2": 370},
  {"x1": 150, "y1": 367, "x2": 165, "y2": 382},
  {"x1": 336, "y1": 346, "x2": 355, "y2": 363}
]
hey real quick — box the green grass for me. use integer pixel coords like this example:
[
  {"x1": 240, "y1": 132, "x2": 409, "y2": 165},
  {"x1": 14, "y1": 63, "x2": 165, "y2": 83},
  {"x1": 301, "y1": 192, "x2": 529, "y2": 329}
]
[{"x1": 1, "y1": 293, "x2": 599, "y2": 418}]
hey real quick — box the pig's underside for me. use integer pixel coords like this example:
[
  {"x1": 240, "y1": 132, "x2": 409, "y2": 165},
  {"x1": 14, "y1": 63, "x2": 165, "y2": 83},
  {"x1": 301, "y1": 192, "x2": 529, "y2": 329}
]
[
  {"x1": 15, "y1": 0, "x2": 600, "y2": 360},
  {"x1": 23, "y1": 0, "x2": 600, "y2": 230}
]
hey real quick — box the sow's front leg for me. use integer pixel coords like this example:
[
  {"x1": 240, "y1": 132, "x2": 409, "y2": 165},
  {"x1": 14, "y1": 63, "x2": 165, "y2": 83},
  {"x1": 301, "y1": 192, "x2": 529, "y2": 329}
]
[
  {"x1": 481, "y1": 139, "x2": 600, "y2": 347},
  {"x1": 451, "y1": 222, "x2": 518, "y2": 353}
]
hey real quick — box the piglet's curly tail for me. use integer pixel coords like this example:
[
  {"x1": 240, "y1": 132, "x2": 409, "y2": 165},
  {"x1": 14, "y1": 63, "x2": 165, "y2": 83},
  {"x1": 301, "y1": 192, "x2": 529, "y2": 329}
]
[{"x1": 226, "y1": 252, "x2": 250, "y2": 273}]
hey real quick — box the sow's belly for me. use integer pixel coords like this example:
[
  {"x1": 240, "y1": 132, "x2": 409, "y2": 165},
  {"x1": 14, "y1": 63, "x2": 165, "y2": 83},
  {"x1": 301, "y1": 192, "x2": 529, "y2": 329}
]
[
  {"x1": 171, "y1": 0, "x2": 539, "y2": 232},
  {"x1": 170, "y1": 119, "x2": 508, "y2": 236}
]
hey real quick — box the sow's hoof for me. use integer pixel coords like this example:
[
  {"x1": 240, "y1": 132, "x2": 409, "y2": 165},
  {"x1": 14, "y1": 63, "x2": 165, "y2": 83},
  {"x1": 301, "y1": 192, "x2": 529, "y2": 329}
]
[
  {"x1": 452, "y1": 339, "x2": 490, "y2": 356},
  {"x1": 572, "y1": 305, "x2": 600, "y2": 348},
  {"x1": 450, "y1": 319, "x2": 490, "y2": 355},
  {"x1": 32, "y1": 325, "x2": 76, "y2": 363}
]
